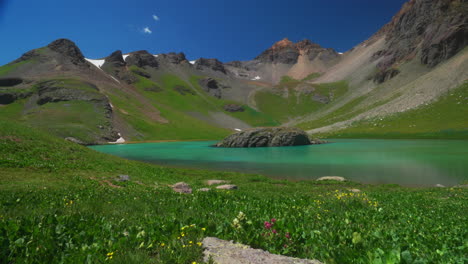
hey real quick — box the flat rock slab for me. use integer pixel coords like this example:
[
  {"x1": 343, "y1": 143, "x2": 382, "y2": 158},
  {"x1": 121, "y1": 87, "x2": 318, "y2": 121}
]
[
  {"x1": 172, "y1": 182, "x2": 192, "y2": 194},
  {"x1": 206, "y1": 180, "x2": 229, "y2": 186},
  {"x1": 216, "y1": 184, "x2": 238, "y2": 190},
  {"x1": 203, "y1": 237, "x2": 322, "y2": 264},
  {"x1": 316, "y1": 176, "x2": 346, "y2": 182}
]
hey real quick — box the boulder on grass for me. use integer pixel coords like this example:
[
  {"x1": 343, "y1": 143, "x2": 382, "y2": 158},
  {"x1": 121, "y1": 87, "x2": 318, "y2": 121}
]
[{"x1": 172, "y1": 182, "x2": 192, "y2": 194}]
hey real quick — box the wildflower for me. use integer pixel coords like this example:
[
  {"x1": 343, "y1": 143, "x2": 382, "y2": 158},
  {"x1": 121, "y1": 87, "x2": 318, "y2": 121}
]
[
  {"x1": 160, "y1": 243, "x2": 165, "y2": 247},
  {"x1": 264, "y1": 221, "x2": 272, "y2": 229},
  {"x1": 201, "y1": 227, "x2": 206, "y2": 231},
  {"x1": 237, "y1": 211, "x2": 246, "y2": 221},
  {"x1": 285, "y1": 232, "x2": 290, "y2": 239},
  {"x1": 232, "y1": 218, "x2": 241, "y2": 229},
  {"x1": 197, "y1": 242, "x2": 202, "y2": 246},
  {"x1": 271, "y1": 218, "x2": 276, "y2": 223},
  {"x1": 272, "y1": 229, "x2": 277, "y2": 234},
  {"x1": 106, "y1": 252, "x2": 114, "y2": 260},
  {"x1": 192, "y1": 262, "x2": 197, "y2": 264}
]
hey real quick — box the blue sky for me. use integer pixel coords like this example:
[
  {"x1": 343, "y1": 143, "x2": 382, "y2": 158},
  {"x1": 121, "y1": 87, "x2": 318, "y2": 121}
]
[{"x1": 0, "y1": 0, "x2": 407, "y2": 65}]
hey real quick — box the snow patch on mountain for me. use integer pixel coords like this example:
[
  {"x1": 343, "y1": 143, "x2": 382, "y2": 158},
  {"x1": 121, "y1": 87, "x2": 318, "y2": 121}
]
[{"x1": 85, "y1": 58, "x2": 105, "y2": 68}]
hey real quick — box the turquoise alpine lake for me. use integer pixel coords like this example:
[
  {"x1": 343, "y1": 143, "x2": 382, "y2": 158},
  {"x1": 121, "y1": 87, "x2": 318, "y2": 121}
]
[{"x1": 89, "y1": 139, "x2": 468, "y2": 186}]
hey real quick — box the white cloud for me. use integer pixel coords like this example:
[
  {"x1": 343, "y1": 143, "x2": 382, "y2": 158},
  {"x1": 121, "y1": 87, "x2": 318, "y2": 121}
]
[
  {"x1": 152, "y1": 14, "x2": 159, "y2": 21},
  {"x1": 143, "y1": 27, "x2": 152, "y2": 34}
]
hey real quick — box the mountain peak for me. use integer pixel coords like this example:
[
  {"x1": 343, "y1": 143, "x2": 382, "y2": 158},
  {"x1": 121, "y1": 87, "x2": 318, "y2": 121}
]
[
  {"x1": 270, "y1": 38, "x2": 294, "y2": 50},
  {"x1": 47, "y1": 39, "x2": 85, "y2": 65}
]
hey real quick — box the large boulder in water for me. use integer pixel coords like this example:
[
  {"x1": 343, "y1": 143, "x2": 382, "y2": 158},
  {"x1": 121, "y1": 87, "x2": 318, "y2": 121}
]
[{"x1": 215, "y1": 127, "x2": 319, "y2": 148}]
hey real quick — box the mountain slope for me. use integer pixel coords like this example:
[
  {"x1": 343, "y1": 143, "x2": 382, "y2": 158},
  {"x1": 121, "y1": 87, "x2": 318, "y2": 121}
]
[
  {"x1": 0, "y1": 40, "x2": 276, "y2": 144},
  {"x1": 0, "y1": 0, "x2": 467, "y2": 142}
]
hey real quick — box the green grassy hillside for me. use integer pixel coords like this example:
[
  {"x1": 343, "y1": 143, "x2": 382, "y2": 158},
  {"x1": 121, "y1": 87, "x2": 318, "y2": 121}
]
[
  {"x1": 0, "y1": 78, "x2": 114, "y2": 144},
  {"x1": 1, "y1": 120, "x2": 466, "y2": 263},
  {"x1": 255, "y1": 77, "x2": 348, "y2": 123},
  {"x1": 317, "y1": 82, "x2": 468, "y2": 139}
]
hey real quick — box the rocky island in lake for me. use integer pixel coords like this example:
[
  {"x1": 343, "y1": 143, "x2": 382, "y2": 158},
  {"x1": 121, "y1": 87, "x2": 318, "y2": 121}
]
[{"x1": 215, "y1": 127, "x2": 323, "y2": 148}]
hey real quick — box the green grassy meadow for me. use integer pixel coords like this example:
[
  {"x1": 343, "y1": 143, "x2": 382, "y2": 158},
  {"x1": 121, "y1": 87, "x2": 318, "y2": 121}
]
[{"x1": 0, "y1": 120, "x2": 467, "y2": 264}]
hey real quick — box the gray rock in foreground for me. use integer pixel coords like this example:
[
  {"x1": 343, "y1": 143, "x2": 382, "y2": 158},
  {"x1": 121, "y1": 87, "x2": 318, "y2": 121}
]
[
  {"x1": 317, "y1": 176, "x2": 346, "y2": 182},
  {"x1": 216, "y1": 184, "x2": 238, "y2": 190},
  {"x1": 203, "y1": 237, "x2": 322, "y2": 264},
  {"x1": 172, "y1": 182, "x2": 192, "y2": 194},
  {"x1": 215, "y1": 127, "x2": 322, "y2": 148}
]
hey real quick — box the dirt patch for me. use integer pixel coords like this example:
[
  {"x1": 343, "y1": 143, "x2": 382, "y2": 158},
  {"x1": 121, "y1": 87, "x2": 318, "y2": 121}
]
[
  {"x1": 100, "y1": 180, "x2": 123, "y2": 189},
  {"x1": 0, "y1": 136, "x2": 22, "y2": 142}
]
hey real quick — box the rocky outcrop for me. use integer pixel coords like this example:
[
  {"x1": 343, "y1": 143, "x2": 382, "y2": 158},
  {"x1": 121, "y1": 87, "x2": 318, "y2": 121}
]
[
  {"x1": 126, "y1": 50, "x2": 159, "y2": 68},
  {"x1": 47, "y1": 39, "x2": 87, "y2": 66},
  {"x1": 159, "y1": 52, "x2": 188, "y2": 64},
  {"x1": 372, "y1": 0, "x2": 468, "y2": 71},
  {"x1": 0, "y1": 90, "x2": 32, "y2": 104},
  {"x1": 35, "y1": 80, "x2": 106, "y2": 105},
  {"x1": 101, "y1": 50, "x2": 138, "y2": 84},
  {"x1": 223, "y1": 104, "x2": 245, "y2": 112},
  {"x1": 199, "y1": 77, "x2": 224, "y2": 98},
  {"x1": 195, "y1": 58, "x2": 227, "y2": 74},
  {"x1": 215, "y1": 127, "x2": 316, "y2": 148},
  {"x1": 0, "y1": 78, "x2": 23, "y2": 87},
  {"x1": 373, "y1": 68, "x2": 400, "y2": 84},
  {"x1": 255, "y1": 38, "x2": 300, "y2": 64},
  {"x1": 104, "y1": 50, "x2": 126, "y2": 67},
  {"x1": 254, "y1": 38, "x2": 340, "y2": 65}
]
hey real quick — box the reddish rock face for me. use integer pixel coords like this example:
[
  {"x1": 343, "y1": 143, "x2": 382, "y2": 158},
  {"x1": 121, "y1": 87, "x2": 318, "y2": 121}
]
[{"x1": 254, "y1": 38, "x2": 340, "y2": 65}]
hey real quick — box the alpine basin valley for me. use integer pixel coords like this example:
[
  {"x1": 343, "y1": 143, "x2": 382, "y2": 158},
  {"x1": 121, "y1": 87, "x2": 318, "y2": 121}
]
[{"x1": 0, "y1": 0, "x2": 467, "y2": 263}]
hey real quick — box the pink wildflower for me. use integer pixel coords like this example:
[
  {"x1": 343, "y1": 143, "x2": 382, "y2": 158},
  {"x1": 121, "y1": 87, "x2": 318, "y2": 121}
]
[
  {"x1": 272, "y1": 229, "x2": 277, "y2": 234},
  {"x1": 271, "y1": 218, "x2": 276, "y2": 223},
  {"x1": 285, "y1": 232, "x2": 290, "y2": 239},
  {"x1": 264, "y1": 221, "x2": 272, "y2": 229}
]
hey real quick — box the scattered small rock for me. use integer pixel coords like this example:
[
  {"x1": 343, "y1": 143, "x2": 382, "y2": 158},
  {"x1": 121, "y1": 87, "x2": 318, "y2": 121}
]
[
  {"x1": 349, "y1": 189, "x2": 361, "y2": 193},
  {"x1": 317, "y1": 176, "x2": 346, "y2": 182},
  {"x1": 172, "y1": 182, "x2": 192, "y2": 194},
  {"x1": 116, "y1": 174, "x2": 130, "y2": 182},
  {"x1": 216, "y1": 184, "x2": 238, "y2": 190},
  {"x1": 202, "y1": 237, "x2": 322, "y2": 264},
  {"x1": 206, "y1": 180, "x2": 228, "y2": 186},
  {"x1": 223, "y1": 104, "x2": 245, "y2": 112},
  {"x1": 198, "y1": 188, "x2": 211, "y2": 192},
  {"x1": 435, "y1": 184, "x2": 445, "y2": 188}
]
